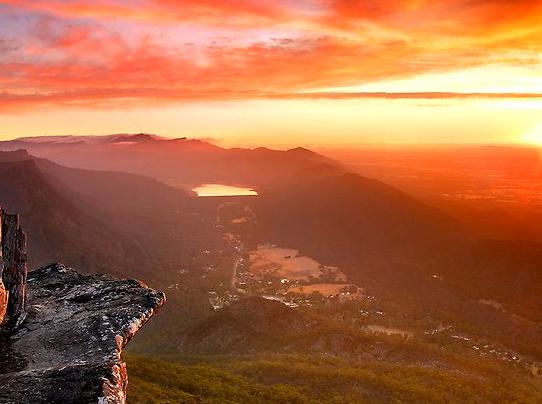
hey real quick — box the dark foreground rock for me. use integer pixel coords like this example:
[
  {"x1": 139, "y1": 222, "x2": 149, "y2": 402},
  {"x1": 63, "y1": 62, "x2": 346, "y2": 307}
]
[
  {"x1": 0, "y1": 264, "x2": 165, "y2": 403},
  {"x1": 0, "y1": 209, "x2": 28, "y2": 330}
]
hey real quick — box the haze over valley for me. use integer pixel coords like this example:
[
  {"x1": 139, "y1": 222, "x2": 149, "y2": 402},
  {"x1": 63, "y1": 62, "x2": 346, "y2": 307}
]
[{"x1": 0, "y1": 134, "x2": 541, "y2": 402}]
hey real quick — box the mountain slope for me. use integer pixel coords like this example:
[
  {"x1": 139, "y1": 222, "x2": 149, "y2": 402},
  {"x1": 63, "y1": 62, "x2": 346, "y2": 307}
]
[
  {"x1": 126, "y1": 297, "x2": 542, "y2": 404},
  {"x1": 0, "y1": 135, "x2": 343, "y2": 189},
  {"x1": 0, "y1": 158, "x2": 123, "y2": 274},
  {"x1": 254, "y1": 173, "x2": 464, "y2": 267},
  {"x1": 0, "y1": 151, "x2": 199, "y2": 284},
  {"x1": 33, "y1": 156, "x2": 194, "y2": 218}
]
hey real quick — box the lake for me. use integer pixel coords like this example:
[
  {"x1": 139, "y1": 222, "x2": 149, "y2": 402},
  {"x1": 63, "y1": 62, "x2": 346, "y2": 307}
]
[{"x1": 192, "y1": 184, "x2": 258, "y2": 197}]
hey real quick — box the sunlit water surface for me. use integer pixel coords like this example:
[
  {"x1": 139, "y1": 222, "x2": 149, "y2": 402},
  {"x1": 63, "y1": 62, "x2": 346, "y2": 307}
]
[{"x1": 192, "y1": 184, "x2": 258, "y2": 197}]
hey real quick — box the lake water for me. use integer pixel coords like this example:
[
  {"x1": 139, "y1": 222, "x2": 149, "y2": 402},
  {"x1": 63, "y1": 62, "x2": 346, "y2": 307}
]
[{"x1": 192, "y1": 184, "x2": 258, "y2": 197}]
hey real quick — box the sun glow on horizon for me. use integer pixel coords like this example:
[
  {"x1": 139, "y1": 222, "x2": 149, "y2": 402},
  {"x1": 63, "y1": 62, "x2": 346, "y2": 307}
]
[
  {"x1": 2, "y1": 96, "x2": 542, "y2": 147},
  {"x1": 321, "y1": 63, "x2": 542, "y2": 95},
  {"x1": 523, "y1": 123, "x2": 542, "y2": 145}
]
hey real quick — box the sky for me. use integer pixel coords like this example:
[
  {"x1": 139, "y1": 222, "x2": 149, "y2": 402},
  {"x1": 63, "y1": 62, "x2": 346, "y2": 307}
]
[{"x1": 1, "y1": 0, "x2": 542, "y2": 147}]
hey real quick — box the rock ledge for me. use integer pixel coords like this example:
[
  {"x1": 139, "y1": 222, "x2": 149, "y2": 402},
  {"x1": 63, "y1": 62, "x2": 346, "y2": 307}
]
[{"x1": 0, "y1": 263, "x2": 165, "y2": 403}]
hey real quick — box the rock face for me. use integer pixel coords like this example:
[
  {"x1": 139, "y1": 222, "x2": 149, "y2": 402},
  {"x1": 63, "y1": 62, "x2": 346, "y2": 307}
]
[
  {"x1": 0, "y1": 279, "x2": 5, "y2": 326},
  {"x1": 0, "y1": 209, "x2": 28, "y2": 330},
  {"x1": 0, "y1": 209, "x2": 166, "y2": 403}
]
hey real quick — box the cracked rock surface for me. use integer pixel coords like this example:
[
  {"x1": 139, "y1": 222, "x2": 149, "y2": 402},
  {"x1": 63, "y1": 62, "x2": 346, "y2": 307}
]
[{"x1": 0, "y1": 263, "x2": 165, "y2": 403}]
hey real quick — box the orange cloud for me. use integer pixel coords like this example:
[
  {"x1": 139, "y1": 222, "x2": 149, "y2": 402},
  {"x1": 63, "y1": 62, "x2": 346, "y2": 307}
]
[
  {"x1": 0, "y1": 34, "x2": 418, "y2": 100},
  {"x1": 1, "y1": 0, "x2": 541, "y2": 111},
  {"x1": 1, "y1": 0, "x2": 292, "y2": 25},
  {"x1": 327, "y1": 0, "x2": 542, "y2": 34},
  {"x1": 4, "y1": 89, "x2": 542, "y2": 110}
]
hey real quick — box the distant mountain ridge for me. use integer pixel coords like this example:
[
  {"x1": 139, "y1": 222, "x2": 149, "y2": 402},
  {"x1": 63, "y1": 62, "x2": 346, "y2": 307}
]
[
  {"x1": 3, "y1": 133, "x2": 167, "y2": 145},
  {"x1": 0, "y1": 135, "x2": 343, "y2": 189}
]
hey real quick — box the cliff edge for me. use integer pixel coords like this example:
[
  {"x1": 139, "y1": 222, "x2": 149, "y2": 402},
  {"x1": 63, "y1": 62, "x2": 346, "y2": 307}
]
[{"x1": 0, "y1": 209, "x2": 165, "y2": 403}]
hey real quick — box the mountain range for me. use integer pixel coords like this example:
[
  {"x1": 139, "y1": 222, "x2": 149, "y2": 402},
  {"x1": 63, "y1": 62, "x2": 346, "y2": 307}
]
[
  {"x1": 0, "y1": 135, "x2": 541, "y2": 385},
  {"x1": 0, "y1": 134, "x2": 341, "y2": 190}
]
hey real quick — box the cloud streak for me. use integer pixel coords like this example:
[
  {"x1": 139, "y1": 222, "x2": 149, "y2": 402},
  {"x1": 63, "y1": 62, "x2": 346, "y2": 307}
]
[{"x1": 3, "y1": 89, "x2": 542, "y2": 113}]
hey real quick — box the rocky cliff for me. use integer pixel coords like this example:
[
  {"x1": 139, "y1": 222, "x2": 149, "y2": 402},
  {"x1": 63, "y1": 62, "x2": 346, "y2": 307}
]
[
  {"x1": 0, "y1": 209, "x2": 165, "y2": 403},
  {"x1": 0, "y1": 209, "x2": 28, "y2": 330}
]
